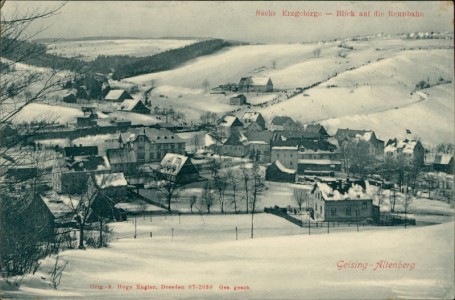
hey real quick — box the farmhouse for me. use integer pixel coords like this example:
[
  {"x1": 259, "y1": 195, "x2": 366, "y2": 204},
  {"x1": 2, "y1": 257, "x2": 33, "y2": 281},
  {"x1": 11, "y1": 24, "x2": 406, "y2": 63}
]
[
  {"x1": 219, "y1": 115, "x2": 243, "y2": 139},
  {"x1": 52, "y1": 153, "x2": 110, "y2": 194},
  {"x1": 433, "y1": 154, "x2": 453, "y2": 174},
  {"x1": 118, "y1": 99, "x2": 151, "y2": 114},
  {"x1": 238, "y1": 76, "x2": 273, "y2": 93},
  {"x1": 85, "y1": 172, "x2": 128, "y2": 221},
  {"x1": 222, "y1": 131, "x2": 250, "y2": 157},
  {"x1": 269, "y1": 116, "x2": 297, "y2": 131},
  {"x1": 242, "y1": 112, "x2": 266, "y2": 130},
  {"x1": 62, "y1": 92, "x2": 77, "y2": 103},
  {"x1": 230, "y1": 94, "x2": 247, "y2": 105},
  {"x1": 335, "y1": 128, "x2": 384, "y2": 157},
  {"x1": 245, "y1": 130, "x2": 274, "y2": 162},
  {"x1": 105, "y1": 127, "x2": 185, "y2": 164},
  {"x1": 384, "y1": 138, "x2": 425, "y2": 166},
  {"x1": 104, "y1": 89, "x2": 134, "y2": 102},
  {"x1": 304, "y1": 124, "x2": 330, "y2": 138},
  {"x1": 311, "y1": 180, "x2": 379, "y2": 222},
  {"x1": 156, "y1": 153, "x2": 199, "y2": 184},
  {"x1": 266, "y1": 160, "x2": 296, "y2": 183}
]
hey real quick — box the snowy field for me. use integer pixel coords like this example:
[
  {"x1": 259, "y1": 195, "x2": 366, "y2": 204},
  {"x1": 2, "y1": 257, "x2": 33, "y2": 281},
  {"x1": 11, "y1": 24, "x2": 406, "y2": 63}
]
[
  {"x1": 3, "y1": 215, "x2": 453, "y2": 299},
  {"x1": 46, "y1": 38, "x2": 198, "y2": 61}
]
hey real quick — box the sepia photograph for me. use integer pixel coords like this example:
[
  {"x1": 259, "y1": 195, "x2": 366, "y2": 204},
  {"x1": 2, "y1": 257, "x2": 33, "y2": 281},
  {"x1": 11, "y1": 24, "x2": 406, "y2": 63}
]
[{"x1": 0, "y1": 1, "x2": 454, "y2": 299}]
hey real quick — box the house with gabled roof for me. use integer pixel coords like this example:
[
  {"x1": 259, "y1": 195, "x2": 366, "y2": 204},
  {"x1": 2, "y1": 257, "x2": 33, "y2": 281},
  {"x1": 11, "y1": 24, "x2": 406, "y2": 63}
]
[
  {"x1": 230, "y1": 94, "x2": 247, "y2": 105},
  {"x1": 433, "y1": 154, "x2": 454, "y2": 174},
  {"x1": 104, "y1": 89, "x2": 133, "y2": 102},
  {"x1": 156, "y1": 153, "x2": 199, "y2": 184},
  {"x1": 238, "y1": 76, "x2": 273, "y2": 93},
  {"x1": 384, "y1": 138, "x2": 425, "y2": 166},
  {"x1": 242, "y1": 112, "x2": 266, "y2": 131},
  {"x1": 118, "y1": 99, "x2": 150, "y2": 115},
  {"x1": 304, "y1": 124, "x2": 329, "y2": 138},
  {"x1": 219, "y1": 115, "x2": 243, "y2": 139},
  {"x1": 268, "y1": 116, "x2": 297, "y2": 131},
  {"x1": 335, "y1": 128, "x2": 384, "y2": 157},
  {"x1": 222, "y1": 131, "x2": 250, "y2": 157},
  {"x1": 266, "y1": 160, "x2": 296, "y2": 183},
  {"x1": 311, "y1": 180, "x2": 379, "y2": 222}
]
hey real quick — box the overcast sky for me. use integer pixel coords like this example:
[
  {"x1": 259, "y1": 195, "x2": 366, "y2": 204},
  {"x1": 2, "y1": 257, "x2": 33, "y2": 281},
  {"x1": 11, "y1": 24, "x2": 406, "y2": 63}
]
[{"x1": 3, "y1": 1, "x2": 454, "y2": 43}]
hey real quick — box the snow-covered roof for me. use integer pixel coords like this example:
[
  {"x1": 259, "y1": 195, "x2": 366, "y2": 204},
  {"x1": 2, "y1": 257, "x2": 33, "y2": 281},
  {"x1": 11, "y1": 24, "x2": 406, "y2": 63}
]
[
  {"x1": 270, "y1": 116, "x2": 295, "y2": 126},
  {"x1": 434, "y1": 154, "x2": 453, "y2": 165},
  {"x1": 242, "y1": 112, "x2": 261, "y2": 122},
  {"x1": 118, "y1": 99, "x2": 140, "y2": 111},
  {"x1": 250, "y1": 76, "x2": 271, "y2": 86},
  {"x1": 40, "y1": 193, "x2": 78, "y2": 219},
  {"x1": 272, "y1": 146, "x2": 298, "y2": 150},
  {"x1": 275, "y1": 160, "x2": 296, "y2": 174},
  {"x1": 94, "y1": 172, "x2": 127, "y2": 189},
  {"x1": 220, "y1": 116, "x2": 242, "y2": 127},
  {"x1": 105, "y1": 89, "x2": 132, "y2": 101},
  {"x1": 385, "y1": 139, "x2": 420, "y2": 154},
  {"x1": 298, "y1": 159, "x2": 340, "y2": 165},
  {"x1": 315, "y1": 180, "x2": 373, "y2": 201},
  {"x1": 159, "y1": 153, "x2": 188, "y2": 176}
]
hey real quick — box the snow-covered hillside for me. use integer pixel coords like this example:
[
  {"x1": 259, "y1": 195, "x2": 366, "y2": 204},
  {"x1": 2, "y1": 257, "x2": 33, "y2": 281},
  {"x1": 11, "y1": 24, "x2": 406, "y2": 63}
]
[{"x1": 121, "y1": 37, "x2": 453, "y2": 145}]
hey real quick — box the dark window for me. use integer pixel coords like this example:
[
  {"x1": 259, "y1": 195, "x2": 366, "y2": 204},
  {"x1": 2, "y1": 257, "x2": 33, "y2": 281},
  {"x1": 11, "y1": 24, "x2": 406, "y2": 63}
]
[
  {"x1": 362, "y1": 202, "x2": 367, "y2": 210},
  {"x1": 346, "y1": 207, "x2": 351, "y2": 215},
  {"x1": 331, "y1": 208, "x2": 337, "y2": 216}
]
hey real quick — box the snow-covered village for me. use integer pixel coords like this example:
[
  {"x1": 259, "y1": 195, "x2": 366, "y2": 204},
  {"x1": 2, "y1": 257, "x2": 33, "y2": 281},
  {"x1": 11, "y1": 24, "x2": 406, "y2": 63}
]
[{"x1": 0, "y1": 1, "x2": 454, "y2": 299}]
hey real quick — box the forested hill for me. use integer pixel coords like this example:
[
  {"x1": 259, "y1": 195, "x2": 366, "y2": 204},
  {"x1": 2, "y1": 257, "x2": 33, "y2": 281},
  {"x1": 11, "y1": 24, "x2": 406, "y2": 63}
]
[
  {"x1": 110, "y1": 39, "x2": 230, "y2": 79},
  {"x1": 1, "y1": 38, "x2": 230, "y2": 78}
]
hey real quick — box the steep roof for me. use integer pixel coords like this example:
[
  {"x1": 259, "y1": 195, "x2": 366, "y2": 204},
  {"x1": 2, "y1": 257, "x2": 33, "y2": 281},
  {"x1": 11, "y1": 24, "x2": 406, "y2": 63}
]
[
  {"x1": 106, "y1": 148, "x2": 138, "y2": 165},
  {"x1": 242, "y1": 112, "x2": 262, "y2": 123},
  {"x1": 105, "y1": 89, "x2": 133, "y2": 101},
  {"x1": 220, "y1": 116, "x2": 243, "y2": 127},
  {"x1": 118, "y1": 99, "x2": 146, "y2": 111},
  {"x1": 335, "y1": 128, "x2": 370, "y2": 140},
  {"x1": 274, "y1": 160, "x2": 296, "y2": 174},
  {"x1": 159, "y1": 153, "x2": 189, "y2": 176},
  {"x1": 223, "y1": 131, "x2": 248, "y2": 146},
  {"x1": 270, "y1": 116, "x2": 295, "y2": 126},
  {"x1": 94, "y1": 172, "x2": 127, "y2": 189},
  {"x1": 58, "y1": 155, "x2": 110, "y2": 172},
  {"x1": 314, "y1": 180, "x2": 373, "y2": 201},
  {"x1": 249, "y1": 76, "x2": 271, "y2": 86},
  {"x1": 118, "y1": 127, "x2": 183, "y2": 144},
  {"x1": 433, "y1": 154, "x2": 453, "y2": 165},
  {"x1": 245, "y1": 130, "x2": 273, "y2": 143},
  {"x1": 385, "y1": 138, "x2": 421, "y2": 154}
]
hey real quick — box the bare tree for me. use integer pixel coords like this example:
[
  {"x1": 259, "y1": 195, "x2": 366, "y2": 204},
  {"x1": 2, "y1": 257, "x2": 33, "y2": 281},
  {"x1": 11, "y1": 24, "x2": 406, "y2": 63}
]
[
  {"x1": 201, "y1": 182, "x2": 215, "y2": 214},
  {"x1": 213, "y1": 175, "x2": 227, "y2": 213},
  {"x1": 249, "y1": 161, "x2": 264, "y2": 239},
  {"x1": 240, "y1": 165, "x2": 250, "y2": 213},
  {"x1": 226, "y1": 169, "x2": 239, "y2": 213},
  {"x1": 48, "y1": 255, "x2": 68, "y2": 289},
  {"x1": 156, "y1": 179, "x2": 180, "y2": 211},
  {"x1": 189, "y1": 194, "x2": 197, "y2": 213},
  {"x1": 293, "y1": 188, "x2": 310, "y2": 213}
]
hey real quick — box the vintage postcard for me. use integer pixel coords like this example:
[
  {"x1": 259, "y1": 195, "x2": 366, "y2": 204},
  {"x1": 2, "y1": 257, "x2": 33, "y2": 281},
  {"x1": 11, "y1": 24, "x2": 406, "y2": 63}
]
[{"x1": 0, "y1": 1, "x2": 453, "y2": 299}]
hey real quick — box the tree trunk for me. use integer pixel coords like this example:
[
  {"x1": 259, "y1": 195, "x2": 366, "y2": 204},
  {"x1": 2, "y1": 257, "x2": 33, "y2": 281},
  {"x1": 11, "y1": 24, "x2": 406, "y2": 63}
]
[
  {"x1": 250, "y1": 213, "x2": 254, "y2": 239},
  {"x1": 78, "y1": 223, "x2": 85, "y2": 249},
  {"x1": 98, "y1": 217, "x2": 103, "y2": 248}
]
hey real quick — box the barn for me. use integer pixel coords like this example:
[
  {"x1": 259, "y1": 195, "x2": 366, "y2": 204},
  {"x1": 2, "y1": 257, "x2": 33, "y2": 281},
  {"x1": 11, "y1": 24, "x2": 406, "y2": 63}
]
[
  {"x1": 238, "y1": 76, "x2": 273, "y2": 93},
  {"x1": 266, "y1": 160, "x2": 296, "y2": 183}
]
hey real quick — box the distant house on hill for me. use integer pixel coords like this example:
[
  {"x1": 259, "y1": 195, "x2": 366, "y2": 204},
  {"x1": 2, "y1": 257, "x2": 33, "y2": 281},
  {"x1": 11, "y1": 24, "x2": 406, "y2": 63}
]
[
  {"x1": 242, "y1": 112, "x2": 266, "y2": 130},
  {"x1": 269, "y1": 116, "x2": 297, "y2": 131},
  {"x1": 238, "y1": 76, "x2": 273, "y2": 93},
  {"x1": 311, "y1": 180, "x2": 380, "y2": 222},
  {"x1": 230, "y1": 94, "x2": 247, "y2": 105},
  {"x1": 266, "y1": 160, "x2": 296, "y2": 183},
  {"x1": 433, "y1": 154, "x2": 453, "y2": 174},
  {"x1": 156, "y1": 153, "x2": 199, "y2": 184},
  {"x1": 118, "y1": 99, "x2": 150, "y2": 114},
  {"x1": 104, "y1": 89, "x2": 133, "y2": 102}
]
